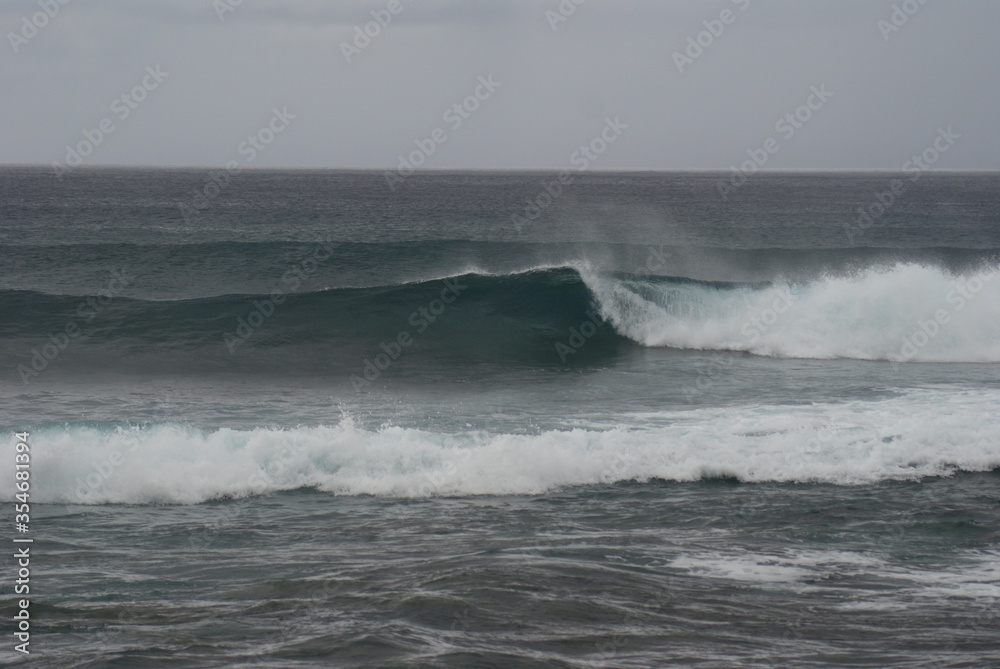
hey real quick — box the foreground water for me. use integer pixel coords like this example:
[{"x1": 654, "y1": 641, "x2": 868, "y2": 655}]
[{"x1": 27, "y1": 479, "x2": 1000, "y2": 668}]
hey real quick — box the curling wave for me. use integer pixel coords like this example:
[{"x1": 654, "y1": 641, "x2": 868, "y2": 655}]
[{"x1": 2, "y1": 262, "x2": 998, "y2": 371}]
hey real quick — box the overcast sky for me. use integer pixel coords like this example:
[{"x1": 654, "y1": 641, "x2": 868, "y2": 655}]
[{"x1": 2, "y1": 0, "x2": 998, "y2": 170}]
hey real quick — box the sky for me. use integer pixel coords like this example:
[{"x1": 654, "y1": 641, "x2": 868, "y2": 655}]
[{"x1": 2, "y1": 0, "x2": 998, "y2": 171}]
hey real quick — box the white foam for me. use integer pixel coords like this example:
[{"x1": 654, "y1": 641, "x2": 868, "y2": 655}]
[
  {"x1": 669, "y1": 549, "x2": 884, "y2": 584},
  {"x1": 4, "y1": 388, "x2": 999, "y2": 505},
  {"x1": 894, "y1": 550, "x2": 1000, "y2": 600},
  {"x1": 669, "y1": 554, "x2": 811, "y2": 583},
  {"x1": 669, "y1": 548, "x2": 1000, "y2": 604},
  {"x1": 584, "y1": 263, "x2": 1000, "y2": 362}
]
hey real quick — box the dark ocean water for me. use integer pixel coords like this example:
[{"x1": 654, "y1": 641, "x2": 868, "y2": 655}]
[{"x1": 1, "y1": 167, "x2": 999, "y2": 667}]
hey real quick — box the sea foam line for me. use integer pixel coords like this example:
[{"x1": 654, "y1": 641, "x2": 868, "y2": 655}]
[{"x1": 3, "y1": 388, "x2": 998, "y2": 505}]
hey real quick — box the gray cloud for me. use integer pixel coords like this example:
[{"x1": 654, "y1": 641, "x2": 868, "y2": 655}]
[{"x1": 2, "y1": 0, "x2": 998, "y2": 170}]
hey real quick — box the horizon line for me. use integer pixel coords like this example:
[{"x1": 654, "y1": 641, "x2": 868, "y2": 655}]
[{"x1": 3, "y1": 163, "x2": 1000, "y2": 174}]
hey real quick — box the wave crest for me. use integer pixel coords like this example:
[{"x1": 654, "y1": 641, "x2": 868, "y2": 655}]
[
  {"x1": 584, "y1": 263, "x2": 1000, "y2": 362},
  {"x1": 3, "y1": 262, "x2": 998, "y2": 367}
]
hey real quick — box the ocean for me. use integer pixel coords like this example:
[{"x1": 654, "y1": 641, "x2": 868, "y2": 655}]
[{"x1": 1, "y1": 167, "x2": 999, "y2": 668}]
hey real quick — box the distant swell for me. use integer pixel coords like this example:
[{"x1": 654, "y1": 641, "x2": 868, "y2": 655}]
[{"x1": 5, "y1": 388, "x2": 1000, "y2": 504}]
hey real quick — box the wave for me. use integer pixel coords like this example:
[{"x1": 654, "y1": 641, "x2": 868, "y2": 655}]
[
  {"x1": 2, "y1": 262, "x2": 998, "y2": 367},
  {"x1": 584, "y1": 262, "x2": 1000, "y2": 362},
  {"x1": 6, "y1": 388, "x2": 999, "y2": 504},
  {"x1": 0, "y1": 267, "x2": 621, "y2": 371}
]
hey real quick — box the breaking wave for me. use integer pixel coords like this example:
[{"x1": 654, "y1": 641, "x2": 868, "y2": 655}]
[{"x1": 5, "y1": 388, "x2": 1000, "y2": 504}]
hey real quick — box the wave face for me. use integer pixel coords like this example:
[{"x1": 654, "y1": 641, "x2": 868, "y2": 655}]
[
  {"x1": 0, "y1": 267, "x2": 622, "y2": 371},
  {"x1": 6, "y1": 388, "x2": 999, "y2": 504},
  {"x1": 3, "y1": 262, "x2": 998, "y2": 371}
]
